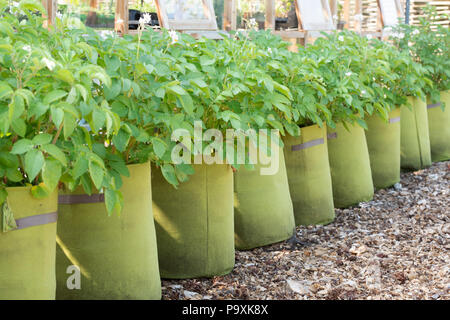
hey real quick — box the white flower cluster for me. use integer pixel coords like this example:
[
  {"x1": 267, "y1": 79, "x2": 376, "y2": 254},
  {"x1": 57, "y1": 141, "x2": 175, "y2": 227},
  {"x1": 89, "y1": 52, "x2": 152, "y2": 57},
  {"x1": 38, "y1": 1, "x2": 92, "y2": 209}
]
[
  {"x1": 412, "y1": 29, "x2": 420, "y2": 36},
  {"x1": 391, "y1": 32, "x2": 405, "y2": 39},
  {"x1": 42, "y1": 57, "x2": 56, "y2": 71},
  {"x1": 139, "y1": 13, "x2": 151, "y2": 26},
  {"x1": 248, "y1": 18, "x2": 258, "y2": 31},
  {"x1": 338, "y1": 35, "x2": 344, "y2": 42},
  {"x1": 169, "y1": 30, "x2": 179, "y2": 44},
  {"x1": 345, "y1": 71, "x2": 352, "y2": 77}
]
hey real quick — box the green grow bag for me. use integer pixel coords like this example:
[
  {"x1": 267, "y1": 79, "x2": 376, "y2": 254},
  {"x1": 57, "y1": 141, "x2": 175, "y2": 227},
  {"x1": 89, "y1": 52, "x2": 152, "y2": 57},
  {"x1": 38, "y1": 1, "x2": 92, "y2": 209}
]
[
  {"x1": 56, "y1": 162, "x2": 161, "y2": 300},
  {"x1": 0, "y1": 187, "x2": 57, "y2": 300},
  {"x1": 327, "y1": 122, "x2": 374, "y2": 208},
  {"x1": 365, "y1": 108, "x2": 401, "y2": 189},
  {"x1": 400, "y1": 96, "x2": 432, "y2": 170},
  {"x1": 234, "y1": 146, "x2": 295, "y2": 250},
  {"x1": 283, "y1": 125, "x2": 335, "y2": 225},
  {"x1": 427, "y1": 90, "x2": 450, "y2": 162},
  {"x1": 152, "y1": 164, "x2": 234, "y2": 279}
]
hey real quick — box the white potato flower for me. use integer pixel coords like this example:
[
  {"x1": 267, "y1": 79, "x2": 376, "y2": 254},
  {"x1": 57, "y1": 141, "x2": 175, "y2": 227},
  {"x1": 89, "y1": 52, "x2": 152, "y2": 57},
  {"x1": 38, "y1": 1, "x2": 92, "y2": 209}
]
[
  {"x1": 143, "y1": 13, "x2": 151, "y2": 24},
  {"x1": 338, "y1": 35, "x2": 344, "y2": 42},
  {"x1": 169, "y1": 30, "x2": 179, "y2": 44},
  {"x1": 42, "y1": 57, "x2": 56, "y2": 71},
  {"x1": 345, "y1": 71, "x2": 352, "y2": 77}
]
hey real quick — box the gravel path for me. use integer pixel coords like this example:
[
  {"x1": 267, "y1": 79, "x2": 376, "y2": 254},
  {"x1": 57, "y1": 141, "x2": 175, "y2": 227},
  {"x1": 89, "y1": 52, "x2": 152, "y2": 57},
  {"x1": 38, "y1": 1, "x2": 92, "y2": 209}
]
[{"x1": 162, "y1": 161, "x2": 450, "y2": 300}]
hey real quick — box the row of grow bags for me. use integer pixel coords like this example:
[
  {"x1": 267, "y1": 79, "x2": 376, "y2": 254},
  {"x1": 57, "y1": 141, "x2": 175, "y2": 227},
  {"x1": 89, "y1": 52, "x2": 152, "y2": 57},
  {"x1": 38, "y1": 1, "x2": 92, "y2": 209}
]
[{"x1": 1, "y1": 91, "x2": 448, "y2": 299}]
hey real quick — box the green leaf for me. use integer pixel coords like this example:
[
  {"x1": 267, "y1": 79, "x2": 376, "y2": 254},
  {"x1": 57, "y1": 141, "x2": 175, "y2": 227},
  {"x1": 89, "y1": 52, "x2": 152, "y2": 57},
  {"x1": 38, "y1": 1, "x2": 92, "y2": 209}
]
[
  {"x1": 152, "y1": 138, "x2": 167, "y2": 158},
  {"x1": 55, "y1": 69, "x2": 75, "y2": 85},
  {"x1": 112, "y1": 126, "x2": 131, "y2": 152},
  {"x1": 200, "y1": 56, "x2": 215, "y2": 66},
  {"x1": 105, "y1": 79, "x2": 121, "y2": 100},
  {"x1": 0, "y1": 82, "x2": 13, "y2": 100},
  {"x1": 11, "y1": 139, "x2": 34, "y2": 154},
  {"x1": 75, "y1": 84, "x2": 88, "y2": 102},
  {"x1": 89, "y1": 160, "x2": 104, "y2": 190},
  {"x1": 11, "y1": 118, "x2": 26, "y2": 137},
  {"x1": 44, "y1": 90, "x2": 68, "y2": 105},
  {"x1": 50, "y1": 106, "x2": 64, "y2": 127},
  {"x1": 63, "y1": 113, "x2": 77, "y2": 139},
  {"x1": 92, "y1": 107, "x2": 106, "y2": 132},
  {"x1": 6, "y1": 168, "x2": 22, "y2": 182},
  {"x1": 42, "y1": 159, "x2": 61, "y2": 192},
  {"x1": 32, "y1": 133, "x2": 53, "y2": 146},
  {"x1": 72, "y1": 156, "x2": 89, "y2": 179},
  {"x1": 24, "y1": 149, "x2": 44, "y2": 182},
  {"x1": 167, "y1": 85, "x2": 187, "y2": 96},
  {"x1": 41, "y1": 144, "x2": 67, "y2": 166},
  {"x1": 30, "y1": 183, "x2": 50, "y2": 199},
  {"x1": 29, "y1": 102, "x2": 49, "y2": 118},
  {"x1": 178, "y1": 94, "x2": 194, "y2": 115},
  {"x1": 9, "y1": 95, "x2": 24, "y2": 121},
  {"x1": 190, "y1": 78, "x2": 207, "y2": 88},
  {"x1": 161, "y1": 164, "x2": 179, "y2": 187},
  {"x1": 104, "y1": 188, "x2": 117, "y2": 215},
  {"x1": 1, "y1": 201, "x2": 17, "y2": 232}
]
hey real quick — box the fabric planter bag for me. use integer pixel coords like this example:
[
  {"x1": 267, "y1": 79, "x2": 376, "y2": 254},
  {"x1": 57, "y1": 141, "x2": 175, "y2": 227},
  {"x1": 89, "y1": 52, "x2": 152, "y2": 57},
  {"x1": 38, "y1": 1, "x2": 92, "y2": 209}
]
[
  {"x1": 283, "y1": 125, "x2": 335, "y2": 226},
  {"x1": 0, "y1": 187, "x2": 57, "y2": 300},
  {"x1": 427, "y1": 90, "x2": 450, "y2": 162},
  {"x1": 400, "y1": 96, "x2": 432, "y2": 170},
  {"x1": 234, "y1": 145, "x2": 295, "y2": 250},
  {"x1": 152, "y1": 164, "x2": 234, "y2": 279},
  {"x1": 327, "y1": 122, "x2": 374, "y2": 208},
  {"x1": 56, "y1": 162, "x2": 161, "y2": 300},
  {"x1": 365, "y1": 108, "x2": 401, "y2": 189}
]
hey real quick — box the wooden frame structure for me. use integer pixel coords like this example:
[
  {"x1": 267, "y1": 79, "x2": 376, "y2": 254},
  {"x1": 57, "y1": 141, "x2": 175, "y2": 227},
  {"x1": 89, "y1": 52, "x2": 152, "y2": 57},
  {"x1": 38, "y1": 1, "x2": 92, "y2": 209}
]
[
  {"x1": 377, "y1": 0, "x2": 404, "y2": 27},
  {"x1": 154, "y1": 0, "x2": 218, "y2": 31},
  {"x1": 295, "y1": 0, "x2": 335, "y2": 31},
  {"x1": 46, "y1": 0, "x2": 445, "y2": 41}
]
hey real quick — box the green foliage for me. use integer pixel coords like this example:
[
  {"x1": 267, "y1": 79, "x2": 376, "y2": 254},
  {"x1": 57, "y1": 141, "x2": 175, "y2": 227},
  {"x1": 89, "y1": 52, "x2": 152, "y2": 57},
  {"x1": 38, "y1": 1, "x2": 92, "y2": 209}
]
[
  {"x1": 390, "y1": 5, "x2": 450, "y2": 101},
  {"x1": 0, "y1": 0, "x2": 443, "y2": 212},
  {"x1": 0, "y1": 1, "x2": 122, "y2": 214}
]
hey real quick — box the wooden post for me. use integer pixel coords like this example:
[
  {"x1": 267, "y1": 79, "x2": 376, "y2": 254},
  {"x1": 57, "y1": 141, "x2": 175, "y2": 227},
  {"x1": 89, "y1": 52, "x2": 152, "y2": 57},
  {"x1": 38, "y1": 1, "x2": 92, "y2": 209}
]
[
  {"x1": 265, "y1": 0, "x2": 275, "y2": 30},
  {"x1": 377, "y1": 2, "x2": 382, "y2": 33},
  {"x1": 86, "y1": 0, "x2": 99, "y2": 27},
  {"x1": 223, "y1": 0, "x2": 236, "y2": 31},
  {"x1": 342, "y1": 0, "x2": 350, "y2": 29},
  {"x1": 329, "y1": 0, "x2": 338, "y2": 27},
  {"x1": 115, "y1": 0, "x2": 129, "y2": 35},
  {"x1": 354, "y1": 0, "x2": 362, "y2": 33},
  {"x1": 41, "y1": 0, "x2": 56, "y2": 27}
]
